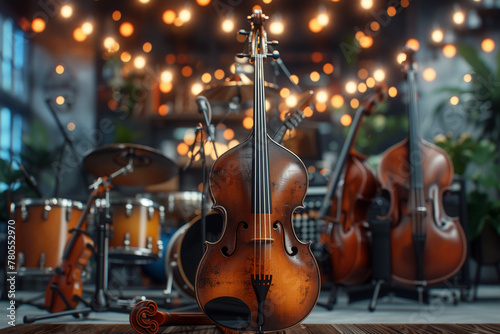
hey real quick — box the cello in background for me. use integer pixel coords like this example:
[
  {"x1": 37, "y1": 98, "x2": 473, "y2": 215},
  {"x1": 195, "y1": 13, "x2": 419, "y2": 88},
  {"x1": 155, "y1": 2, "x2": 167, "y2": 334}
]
[
  {"x1": 195, "y1": 10, "x2": 320, "y2": 333},
  {"x1": 318, "y1": 87, "x2": 384, "y2": 286},
  {"x1": 378, "y1": 49, "x2": 467, "y2": 286}
]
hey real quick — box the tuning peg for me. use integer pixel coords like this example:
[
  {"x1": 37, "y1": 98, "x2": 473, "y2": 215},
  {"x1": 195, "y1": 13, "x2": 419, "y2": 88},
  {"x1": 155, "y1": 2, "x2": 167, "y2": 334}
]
[
  {"x1": 267, "y1": 50, "x2": 280, "y2": 60},
  {"x1": 267, "y1": 40, "x2": 279, "y2": 46},
  {"x1": 237, "y1": 53, "x2": 250, "y2": 58},
  {"x1": 238, "y1": 30, "x2": 250, "y2": 36}
]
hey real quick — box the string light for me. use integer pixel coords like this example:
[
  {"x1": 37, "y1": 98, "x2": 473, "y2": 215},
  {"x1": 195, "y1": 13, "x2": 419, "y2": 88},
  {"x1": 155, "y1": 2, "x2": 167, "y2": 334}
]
[
  {"x1": 160, "y1": 82, "x2": 173, "y2": 93},
  {"x1": 179, "y1": 9, "x2": 192, "y2": 23},
  {"x1": 201, "y1": 72, "x2": 212, "y2": 83},
  {"x1": 323, "y1": 63, "x2": 334, "y2": 74},
  {"x1": 81, "y1": 21, "x2": 93, "y2": 35},
  {"x1": 350, "y1": 98, "x2": 360, "y2": 109},
  {"x1": 222, "y1": 18, "x2": 234, "y2": 33},
  {"x1": 450, "y1": 96, "x2": 459, "y2": 105},
  {"x1": 243, "y1": 116, "x2": 253, "y2": 129},
  {"x1": 422, "y1": 67, "x2": 437, "y2": 82},
  {"x1": 73, "y1": 27, "x2": 87, "y2": 42},
  {"x1": 316, "y1": 90, "x2": 328, "y2": 103},
  {"x1": 310, "y1": 71, "x2": 321, "y2": 82},
  {"x1": 357, "y1": 82, "x2": 367, "y2": 93},
  {"x1": 340, "y1": 114, "x2": 352, "y2": 126},
  {"x1": 177, "y1": 142, "x2": 189, "y2": 156},
  {"x1": 134, "y1": 56, "x2": 146, "y2": 69},
  {"x1": 191, "y1": 83, "x2": 203, "y2": 95},
  {"x1": 56, "y1": 96, "x2": 65, "y2": 105},
  {"x1": 388, "y1": 86, "x2": 398, "y2": 97},
  {"x1": 214, "y1": 69, "x2": 225, "y2": 80},
  {"x1": 112, "y1": 11, "x2": 121, "y2": 21},
  {"x1": 406, "y1": 38, "x2": 420, "y2": 51},
  {"x1": 120, "y1": 22, "x2": 134, "y2": 37},
  {"x1": 143, "y1": 42, "x2": 152, "y2": 53},
  {"x1": 120, "y1": 52, "x2": 131, "y2": 62},
  {"x1": 286, "y1": 95, "x2": 298, "y2": 107},
  {"x1": 158, "y1": 104, "x2": 169, "y2": 116},
  {"x1": 303, "y1": 106, "x2": 313, "y2": 117},
  {"x1": 280, "y1": 87, "x2": 290, "y2": 98},
  {"x1": 452, "y1": 7, "x2": 466, "y2": 25},
  {"x1": 290, "y1": 75, "x2": 299, "y2": 84},
  {"x1": 443, "y1": 44, "x2": 457, "y2": 58},
  {"x1": 55, "y1": 64, "x2": 65, "y2": 74},
  {"x1": 163, "y1": 10, "x2": 176, "y2": 24},
  {"x1": 366, "y1": 77, "x2": 375, "y2": 88},
  {"x1": 223, "y1": 128, "x2": 234, "y2": 140},
  {"x1": 481, "y1": 38, "x2": 495, "y2": 53},
  {"x1": 373, "y1": 69, "x2": 385, "y2": 82},
  {"x1": 309, "y1": 18, "x2": 322, "y2": 33},
  {"x1": 431, "y1": 28, "x2": 444, "y2": 44},
  {"x1": 331, "y1": 94, "x2": 344, "y2": 108},
  {"x1": 270, "y1": 21, "x2": 284, "y2": 35},
  {"x1": 463, "y1": 74, "x2": 472, "y2": 82},
  {"x1": 161, "y1": 70, "x2": 173, "y2": 82},
  {"x1": 345, "y1": 81, "x2": 357, "y2": 94},
  {"x1": 196, "y1": 0, "x2": 211, "y2": 5},
  {"x1": 31, "y1": 18, "x2": 46, "y2": 33},
  {"x1": 67, "y1": 122, "x2": 76, "y2": 131},
  {"x1": 60, "y1": 5, "x2": 73, "y2": 18}
]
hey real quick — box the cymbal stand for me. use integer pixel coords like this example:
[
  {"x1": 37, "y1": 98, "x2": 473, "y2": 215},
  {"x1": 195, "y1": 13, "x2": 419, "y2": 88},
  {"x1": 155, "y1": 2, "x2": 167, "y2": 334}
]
[
  {"x1": 24, "y1": 162, "x2": 137, "y2": 324},
  {"x1": 165, "y1": 99, "x2": 216, "y2": 307}
]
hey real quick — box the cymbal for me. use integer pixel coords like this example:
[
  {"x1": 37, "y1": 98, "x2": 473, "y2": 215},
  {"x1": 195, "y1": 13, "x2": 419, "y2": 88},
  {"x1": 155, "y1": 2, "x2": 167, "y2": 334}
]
[
  {"x1": 83, "y1": 143, "x2": 178, "y2": 187},
  {"x1": 200, "y1": 73, "x2": 278, "y2": 103}
]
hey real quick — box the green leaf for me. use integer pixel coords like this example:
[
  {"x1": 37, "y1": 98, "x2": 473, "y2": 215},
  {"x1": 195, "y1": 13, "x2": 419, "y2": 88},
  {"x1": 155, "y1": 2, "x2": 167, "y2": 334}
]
[{"x1": 457, "y1": 44, "x2": 493, "y2": 85}]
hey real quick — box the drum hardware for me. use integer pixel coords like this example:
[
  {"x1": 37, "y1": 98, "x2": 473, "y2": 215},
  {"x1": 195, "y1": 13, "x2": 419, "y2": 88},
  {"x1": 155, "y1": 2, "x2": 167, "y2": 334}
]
[{"x1": 24, "y1": 143, "x2": 177, "y2": 323}]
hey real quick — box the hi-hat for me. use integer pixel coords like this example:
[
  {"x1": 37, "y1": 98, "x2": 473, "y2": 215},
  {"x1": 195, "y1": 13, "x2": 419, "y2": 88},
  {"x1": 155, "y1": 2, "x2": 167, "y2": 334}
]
[
  {"x1": 83, "y1": 143, "x2": 178, "y2": 187},
  {"x1": 200, "y1": 73, "x2": 278, "y2": 103}
]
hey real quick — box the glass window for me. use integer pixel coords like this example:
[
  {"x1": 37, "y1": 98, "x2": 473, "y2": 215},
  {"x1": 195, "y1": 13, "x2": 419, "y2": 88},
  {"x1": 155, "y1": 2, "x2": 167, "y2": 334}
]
[{"x1": 0, "y1": 107, "x2": 11, "y2": 160}]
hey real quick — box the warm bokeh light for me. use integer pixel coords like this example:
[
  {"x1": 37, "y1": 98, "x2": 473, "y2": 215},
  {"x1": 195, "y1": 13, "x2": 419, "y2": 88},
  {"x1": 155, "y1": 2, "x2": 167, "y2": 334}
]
[
  {"x1": 309, "y1": 18, "x2": 323, "y2": 33},
  {"x1": 82, "y1": 22, "x2": 93, "y2": 35},
  {"x1": 228, "y1": 139, "x2": 240, "y2": 149},
  {"x1": 443, "y1": 44, "x2": 457, "y2": 58},
  {"x1": 60, "y1": 5, "x2": 73, "y2": 18},
  {"x1": 280, "y1": 87, "x2": 290, "y2": 98},
  {"x1": 422, "y1": 67, "x2": 437, "y2": 82},
  {"x1": 331, "y1": 94, "x2": 344, "y2": 108},
  {"x1": 370, "y1": 21, "x2": 380, "y2": 31},
  {"x1": 163, "y1": 10, "x2": 176, "y2": 24},
  {"x1": 158, "y1": 104, "x2": 169, "y2": 116},
  {"x1": 357, "y1": 82, "x2": 367, "y2": 93},
  {"x1": 179, "y1": 9, "x2": 192, "y2": 22},
  {"x1": 452, "y1": 9, "x2": 466, "y2": 25},
  {"x1": 323, "y1": 63, "x2": 334, "y2": 74},
  {"x1": 345, "y1": 81, "x2": 357, "y2": 94},
  {"x1": 177, "y1": 142, "x2": 189, "y2": 156},
  {"x1": 286, "y1": 95, "x2": 298, "y2": 108},
  {"x1": 387, "y1": 6, "x2": 397, "y2": 17},
  {"x1": 104, "y1": 37, "x2": 116, "y2": 49},
  {"x1": 143, "y1": 42, "x2": 152, "y2": 53},
  {"x1": 121, "y1": 52, "x2": 131, "y2": 62},
  {"x1": 401, "y1": 0, "x2": 410, "y2": 7},
  {"x1": 358, "y1": 68, "x2": 368, "y2": 80},
  {"x1": 481, "y1": 38, "x2": 495, "y2": 53},
  {"x1": 67, "y1": 122, "x2": 75, "y2": 131},
  {"x1": 311, "y1": 52, "x2": 323, "y2": 63},
  {"x1": 112, "y1": 10, "x2": 121, "y2": 21},
  {"x1": 359, "y1": 36, "x2": 373, "y2": 48},
  {"x1": 165, "y1": 54, "x2": 176, "y2": 64},
  {"x1": 355, "y1": 31, "x2": 365, "y2": 41},
  {"x1": 120, "y1": 22, "x2": 134, "y2": 37},
  {"x1": 366, "y1": 77, "x2": 375, "y2": 88},
  {"x1": 373, "y1": 69, "x2": 385, "y2": 82},
  {"x1": 191, "y1": 83, "x2": 203, "y2": 95},
  {"x1": 182, "y1": 66, "x2": 193, "y2": 77},
  {"x1": 431, "y1": 28, "x2": 444, "y2": 43},
  {"x1": 290, "y1": 75, "x2": 299, "y2": 85},
  {"x1": 55, "y1": 65, "x2": 65, "y2": 74},
  {"x1": 310, "y1": 71, "x2": 321, "y2": 82},
  {"x1": 134, "y1": 56, "x2": 146, "y2": 69},
  {"x1": 56, "y1": 96, "x2": 65, "y2": 105},
  {"x1": 360, "y1": 0, "x2": 373, "y2": 10},
  {"x1": 350, "y1": 98, "x2": 360, "y2": 109},
  {"x1": 139, "y1": 0, "x2": 151, "y2": 3},
  {"x1": 214, "y1": 69, "x2": 225, "y2": 80},
  {"x1": 270, "y1": 21, "x2": 284, "y2": 35},
  {"x1": 303, "y1": 106, "x2": 313, "y2": 117},
  {"x1": 396, "y1": 52, "x2": 407, "y2": 64},
  {"x1": 463, "y1": 73, "x2": 472, "y2": 82},
  {"x1": 196, "y1": 0, "x2": 211, "y2": 6},
  {"x1": 243, "y1": 116, "x2": 254, "y2": 129},
  {"x1": 31, "y1": 18, "x2": 46, "y2": 33},
  {"x1": 222, "y1": 18, "x2": 234, "y2": 33},
  {"x1": 317, "y1": 13, "x2": 329, "y2": 27},
  {"x1": 450, "y1": 96, "x2": 459, "y2": 105},
  {"x1": 406, "y1": 38, "x2": 420, "y2": 51},
  {"x1": 388, "y1": 86, "x2": 398, "y2": 97},
  {"x1": 73, "y1": 27, "x2": 87, "y2": 42},
  {"x1": 316, "y1": 90, "x2": 328, "y2": 103},
  {"x1": 223, "y1": 128, "x2": 234, "y2": 140},
  {"x1": 340, "y1": 114, "x2": 352, "y2": 126},
  {"x1": 201, "y1": 72, "x2": 212, "y2": 83},
  {"x1": 312, "y1": 102, "x2": 324, "y2": 112},
  {"x1": 160, "y1": 82, "x2": 173, "y2": 93},
  {"x1": 161, "y1": 70, "x2": 173, "y2": 83}
]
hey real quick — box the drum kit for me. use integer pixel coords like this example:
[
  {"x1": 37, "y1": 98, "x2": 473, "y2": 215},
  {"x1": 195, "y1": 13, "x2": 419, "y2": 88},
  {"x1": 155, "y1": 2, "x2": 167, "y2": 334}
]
[{"x1": 14, "y1": 73, "x2": 287, "y2": 322}]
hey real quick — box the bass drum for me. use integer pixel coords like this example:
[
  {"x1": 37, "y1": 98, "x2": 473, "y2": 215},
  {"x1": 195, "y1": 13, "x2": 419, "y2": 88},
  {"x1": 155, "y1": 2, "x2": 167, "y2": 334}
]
[{"x1": 165, "y1": 212, "x2": 223, "y2": 300}]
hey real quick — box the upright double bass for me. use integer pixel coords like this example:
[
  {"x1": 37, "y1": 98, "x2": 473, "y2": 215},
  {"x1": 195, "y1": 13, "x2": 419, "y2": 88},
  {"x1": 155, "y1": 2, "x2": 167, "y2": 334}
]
[
  {"x1": 318, "y1": 88, "x2": 383, "y2": 286},
  {"x1": 378, "y1": 49, "x2": 467, "y2": 286},
  {"x1": 195, "y1": 10, "x2": 320, "y2": 333}
]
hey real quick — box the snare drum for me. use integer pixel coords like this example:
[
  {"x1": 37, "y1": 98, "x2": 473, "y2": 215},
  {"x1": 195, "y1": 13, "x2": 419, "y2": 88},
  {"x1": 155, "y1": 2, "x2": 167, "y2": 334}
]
[
  {"x1": 165, "y1": 212, "x2": 223, "y2": 300},
  {"x1": 11, "y1": 198, "x2": 85, "y2": 275},
  {"x1": 95, "y1": 197, "x2": 165, "y2": 263}
]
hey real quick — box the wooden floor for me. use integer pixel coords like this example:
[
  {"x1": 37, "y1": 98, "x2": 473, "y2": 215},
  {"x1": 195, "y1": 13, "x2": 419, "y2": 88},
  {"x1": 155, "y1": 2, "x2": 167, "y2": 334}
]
[{"x1": 2, "y1": 323, "x2": 500, "y2": 333}]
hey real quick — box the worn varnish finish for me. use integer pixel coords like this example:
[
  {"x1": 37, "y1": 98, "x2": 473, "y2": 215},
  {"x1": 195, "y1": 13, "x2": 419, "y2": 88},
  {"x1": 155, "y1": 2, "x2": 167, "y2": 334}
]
[{"x1": 3, "y1": 323, "x2": 500, "y2": 334}]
